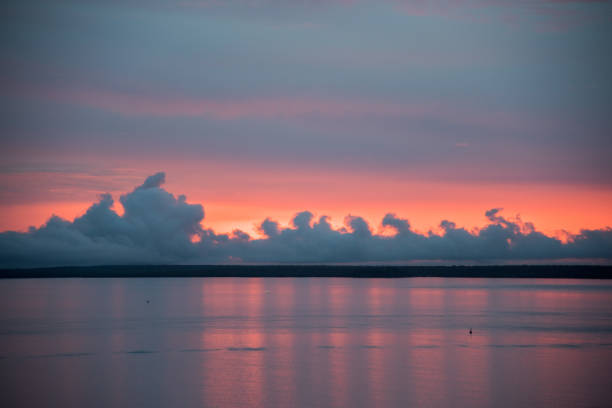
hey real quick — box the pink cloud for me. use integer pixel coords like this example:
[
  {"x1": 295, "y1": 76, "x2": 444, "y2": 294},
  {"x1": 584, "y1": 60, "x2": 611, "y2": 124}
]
[
  {"x1": 9, "y1": 83, "x2": 562, "y2": 137},
  {"x1": 34, "y1": 87, "x2": 436, "y2": 120}
]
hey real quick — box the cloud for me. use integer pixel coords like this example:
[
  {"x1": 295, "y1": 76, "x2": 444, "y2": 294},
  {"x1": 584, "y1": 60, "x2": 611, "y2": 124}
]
[
  {"x1": 0, "y1": 173, "x2": 611, "y2": 267},
  {"x1": 0, "y1": 173, "x2": 204, "y2": 267},
  {"x1": 137, "y1": 172, "x2": 166, "y2": 189},
  {"x1": 16, "y1": 85, "x2": 448, "y2": 121},
  {"x1": 175, "y1": 0, "x2": 612, "y2": 30}
]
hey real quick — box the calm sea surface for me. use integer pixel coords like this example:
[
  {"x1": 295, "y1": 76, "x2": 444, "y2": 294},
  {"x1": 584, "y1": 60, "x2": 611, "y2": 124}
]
[{"x1": 1, "y1": 277, "x2": 611, "y2": 407}]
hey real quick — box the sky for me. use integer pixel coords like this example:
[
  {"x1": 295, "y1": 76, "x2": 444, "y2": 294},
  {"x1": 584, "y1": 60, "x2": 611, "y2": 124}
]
[{"x1": 1, "y1": 0, "x2": 611, "y2": 266}]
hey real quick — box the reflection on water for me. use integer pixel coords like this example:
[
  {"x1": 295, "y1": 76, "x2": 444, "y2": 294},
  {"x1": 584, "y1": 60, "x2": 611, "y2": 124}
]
[{"x1": 1, "y1": 277, "x2": 611, "y2": 407}]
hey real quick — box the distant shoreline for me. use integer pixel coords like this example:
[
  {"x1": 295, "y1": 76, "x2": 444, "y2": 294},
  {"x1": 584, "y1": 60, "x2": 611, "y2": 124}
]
[{"x1": 1, "y1": 265, "x2": 611, "y2": 279}]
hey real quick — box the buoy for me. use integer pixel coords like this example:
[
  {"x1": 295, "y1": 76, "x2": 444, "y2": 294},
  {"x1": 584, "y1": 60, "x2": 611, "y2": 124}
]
[{"x1": 469, "y1": 328, "x2": 472, "y2": 335}]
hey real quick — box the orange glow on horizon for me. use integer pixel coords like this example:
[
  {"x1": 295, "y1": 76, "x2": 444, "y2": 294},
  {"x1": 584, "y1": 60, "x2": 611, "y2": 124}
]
[{"x1": 1, "y1": 159, "x2": 611, "y2": 238}]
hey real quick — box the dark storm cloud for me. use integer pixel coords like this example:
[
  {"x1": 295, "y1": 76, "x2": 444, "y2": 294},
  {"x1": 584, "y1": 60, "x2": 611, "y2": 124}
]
[{"x1": 0, "y1": 174, "x2": 610, "y2": 267}]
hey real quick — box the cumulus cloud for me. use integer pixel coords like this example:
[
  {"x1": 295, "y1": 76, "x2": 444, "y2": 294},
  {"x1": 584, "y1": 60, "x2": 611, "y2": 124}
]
[
  {"x1": 0, "y1": 173, "x2": 611, "y2": 267},
  {"x1": 0, "y1": 173, "x2": 204, "y2": 267}
]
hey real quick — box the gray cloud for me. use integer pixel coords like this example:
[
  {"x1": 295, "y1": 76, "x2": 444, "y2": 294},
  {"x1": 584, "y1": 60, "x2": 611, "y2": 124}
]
[{"x1": 0, "y1": 173, "x2": 611, "y2": 268}]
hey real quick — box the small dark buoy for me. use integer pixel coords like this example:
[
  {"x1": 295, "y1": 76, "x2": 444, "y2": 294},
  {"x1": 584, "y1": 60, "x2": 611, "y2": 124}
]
[
  {"x1": 469, "y1": 328, "x2": 472, "y2": 335},
  {"x1": 146, "y1": 300, "x2": 150, "y2": 304}
]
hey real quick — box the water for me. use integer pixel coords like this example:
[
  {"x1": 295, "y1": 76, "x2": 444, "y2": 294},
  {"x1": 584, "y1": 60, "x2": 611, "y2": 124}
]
[{"x1": 1, "y1": 277, "x2": 611, "y2": 407}]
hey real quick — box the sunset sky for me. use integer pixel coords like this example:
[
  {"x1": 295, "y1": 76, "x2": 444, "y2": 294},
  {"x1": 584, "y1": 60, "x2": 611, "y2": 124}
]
[{"x1": 1, "y1": 0, "x2": 611, "y2": 266}]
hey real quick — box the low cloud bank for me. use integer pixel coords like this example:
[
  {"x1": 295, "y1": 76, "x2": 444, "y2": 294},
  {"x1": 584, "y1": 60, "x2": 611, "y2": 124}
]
[{"x1": 1, "y1": 173, "x2": 611, "y2": 267}]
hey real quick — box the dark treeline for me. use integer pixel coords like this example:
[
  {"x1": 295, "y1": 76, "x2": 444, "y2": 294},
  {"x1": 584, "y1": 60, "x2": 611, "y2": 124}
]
[{"x1": 1, "y1": 265, "x2": 611, "y2": 279}]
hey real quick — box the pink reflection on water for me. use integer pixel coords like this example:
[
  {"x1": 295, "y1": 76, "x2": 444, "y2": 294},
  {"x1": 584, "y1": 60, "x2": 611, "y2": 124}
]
[
  {"x1": 196, "y1": 279, "x2": 308, "y2": 407},
  {"x1": 198, "y1": 279, "x2": 266, "y2": 408},
  {"x1": 327, "y1": 331, "x2": 350, "y2": 408},
  {"x1": 269, "y1": 278, "x2": 295, "y2": 313},
  {"x1": 407, "y1": 286, "x2": 446, "y2": 311},
  {"x1": 108, "y1": 280, "x2": 127, "y2": 406},
  {"x1": 264, "y1": 279, "x2": 297, "y2": 407},
  {"x1": 402, "y1": 280, "x2": 494, "y2": 407},
  {"x1": 246, "y1": 278, "x2": 265, "y2": 317},
  {"x1": 363, "y1": 281, "x2": 400, "y2": 406},
  {"x1": 448, "y1": 287, "x2": 490, "y2": 310},
  {"x1": 2, "y1": 278, "x2": 612, "y2": 408},
  {"x1": 197, "y1": 330, "x2": 263, "y2": 407},
  {"x1": 364, "y1": 329, "x2": 389, "y2": 406},
  {"x1": 455, "y1": 329, "x2": 491, "y2": 406},
  {"x1": 326, "y1": 279, "x2": 352, "y2": 407},
  {"x1": 405, "y1": 329, "x2": 450, "y2": 406}
]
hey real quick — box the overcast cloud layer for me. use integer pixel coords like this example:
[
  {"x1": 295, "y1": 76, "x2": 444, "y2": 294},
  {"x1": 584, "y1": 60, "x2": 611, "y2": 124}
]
[
  {"x1": 1, "y1": 173, "x2": 610, "y2": 268},
  {"x1": 3, "y1": 0, "x2": 612, "y2": 185}
]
